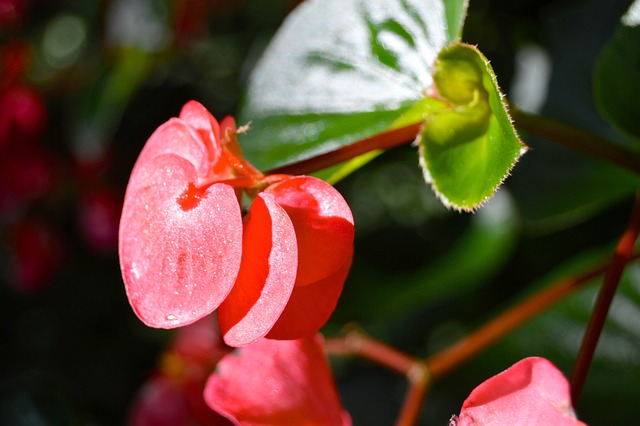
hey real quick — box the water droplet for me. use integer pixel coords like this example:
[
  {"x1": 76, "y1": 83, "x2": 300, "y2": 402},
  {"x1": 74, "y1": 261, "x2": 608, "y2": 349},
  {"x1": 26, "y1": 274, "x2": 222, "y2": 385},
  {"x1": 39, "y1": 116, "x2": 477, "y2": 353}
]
[{"x1": 166, "y1": 314, "x2": 177, "y2": 321}]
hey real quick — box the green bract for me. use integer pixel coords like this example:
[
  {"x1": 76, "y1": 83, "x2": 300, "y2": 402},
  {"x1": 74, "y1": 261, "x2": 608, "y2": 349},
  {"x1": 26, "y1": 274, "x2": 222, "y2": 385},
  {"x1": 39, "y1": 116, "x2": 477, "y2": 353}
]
[{"x1": 417, "y1": 43, "x2": 526, "y2": 211}]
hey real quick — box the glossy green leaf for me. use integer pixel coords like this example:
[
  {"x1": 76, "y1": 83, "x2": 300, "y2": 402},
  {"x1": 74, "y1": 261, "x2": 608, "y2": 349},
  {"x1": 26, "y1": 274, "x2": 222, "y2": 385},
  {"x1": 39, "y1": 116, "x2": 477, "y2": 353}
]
[
  {"x1": 594, "y1": 0, "x2": 640, "y2": 142},
  {"x1": 417, "y1": 43, "x2": 526, "y2": 211},
  {"x1": 239, "y1": 0, "x2": 469, "y2": 171}
]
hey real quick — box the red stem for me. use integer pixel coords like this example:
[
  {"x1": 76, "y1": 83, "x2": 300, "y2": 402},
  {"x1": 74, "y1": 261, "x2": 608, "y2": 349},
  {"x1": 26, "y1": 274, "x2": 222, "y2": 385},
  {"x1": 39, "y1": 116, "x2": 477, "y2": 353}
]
[
  {"x1": 266, "y1": 123, "x2": 422, "y2": 176},
  {"x1": 508, "y1": 110, "x2": 640, "y2": 175},
  {"x1": 570, "y1": 190, "x2": 640, "y2": 406},
  {"x1": 325, "y1": 251, "x2": 639, "y2": 425},
  {"x1": 262, "y1": 110, "x2": 640, "y2": 178},
  {"x1": 424, "y1": 255, "x2": 630, "y2": 379},
  {"x1": 394, "y1": 366, "x2": 430, "y2": 426},
  {"x1": 325, "y1": 329, "x2": 418, "y2": 376},
  {"x1": 324, "y1": 329, "x2": 430, "y2": 426}
]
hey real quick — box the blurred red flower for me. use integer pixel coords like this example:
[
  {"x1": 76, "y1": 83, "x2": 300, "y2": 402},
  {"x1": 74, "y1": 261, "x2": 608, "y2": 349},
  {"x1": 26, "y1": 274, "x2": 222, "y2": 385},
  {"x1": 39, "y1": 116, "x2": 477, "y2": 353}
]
[
  {"x1": 6, "y1": 218, "x2": 65, "y2": 294},
  {"x1": 129, "y1": 315, "x2": 233, "y2": 426}
]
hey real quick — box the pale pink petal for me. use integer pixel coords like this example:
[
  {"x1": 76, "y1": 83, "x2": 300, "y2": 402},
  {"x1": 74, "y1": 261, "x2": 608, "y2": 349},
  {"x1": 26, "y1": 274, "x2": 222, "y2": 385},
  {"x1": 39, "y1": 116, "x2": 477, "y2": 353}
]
[
  {"x1": 218, "y1": 192, "x2": 298, "y2": 347},
  {"x1": 119, "y1": 154, "x2": 242, "y2": 328},
  {"x1": 453, "y1": 357, "x2": 587, "y2": 426},
  {"x1": 204, "y1": 335, "x2": 351, "y2": 426}
]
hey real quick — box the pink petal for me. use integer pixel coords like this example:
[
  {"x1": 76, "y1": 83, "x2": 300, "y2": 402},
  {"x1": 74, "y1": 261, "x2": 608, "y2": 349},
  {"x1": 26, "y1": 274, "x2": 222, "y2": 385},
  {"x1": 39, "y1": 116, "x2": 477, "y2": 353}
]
[
  {"x1": 179, "y1": 100, "x2": 221, "y2": 144},
  {"x1": 266, "y1": 176, "x2": 354, "y2": 286},
  {"x1": 171, "y1": 314, "x2": 231, "y2": 365},
  {"x1": 218, "y1": 192, "x2": 298, "y2": 347},
  {"x1": 453, "y1": 357, "x2": 587, "y2": 426},
  {"x1": 119, "y1": 154, "x2": 242, "y2": 328},
  {"x1": 204, "y1": 335, "x2": 351, "y2": 426},
  {"x1": 178, "y1": 100, "x2": 225, "y2": 171},
  {"x1": 266, "y1": 256, "x2": 351, "y2": 340}
]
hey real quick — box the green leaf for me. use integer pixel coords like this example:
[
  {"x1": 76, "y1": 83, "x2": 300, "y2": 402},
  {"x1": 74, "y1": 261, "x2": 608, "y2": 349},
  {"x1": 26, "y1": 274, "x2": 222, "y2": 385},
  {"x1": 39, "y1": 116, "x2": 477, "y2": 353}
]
[
  {"x1": 239, "y1": 0, "x2": 469, "y2": 171},
  {"x1": 417, "y1": 43, "x2": 526, "y2": 211},
  {"x1": 594, "y1": 0, "x2": 640, "y2": 142}
]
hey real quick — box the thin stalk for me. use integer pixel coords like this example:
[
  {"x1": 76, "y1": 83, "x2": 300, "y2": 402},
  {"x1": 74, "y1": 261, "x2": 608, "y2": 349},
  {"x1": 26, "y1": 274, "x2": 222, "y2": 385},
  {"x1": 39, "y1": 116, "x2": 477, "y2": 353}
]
[
  {"x1": 325, "y1": 329, "x2": 418, "y2": 376},
  {"x1": 570, "y1": 190, "x2": 640, "y2": 406},
  {"x1": 324, "y1": 329, "x2": 430, "y2": 426},
  {"x1": 394, "y1": 363, "x2": 430, "y2": 426},
  {"x1": 266, "y1": 122, "x2": 422, "y2": 176},
  {"x1": 264, "y1": 110, "x2": 639, "y2": 178},
  {"x1": 425, "y1": 252, "x2": 640, "y2": 379},
  {"x1": 511, "y1": 109, "x2": 640, "y2": 175},
  {"x1": 325, "y1": 252, "x2": 639, "y2": 425}
]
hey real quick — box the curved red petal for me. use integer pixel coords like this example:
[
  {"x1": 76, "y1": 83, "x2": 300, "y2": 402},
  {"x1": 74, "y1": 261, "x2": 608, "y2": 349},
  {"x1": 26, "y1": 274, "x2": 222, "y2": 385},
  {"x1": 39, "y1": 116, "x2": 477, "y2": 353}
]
[
  {"x1": 132, "y1": 117, "x2": 212, "y2": 184},
  {"x1": 119, "y1": 154, "x2": 242, "y2": 328},
  {"x1": 204, "y1": 335, "x2": 351, "y2": 426},
  {"x1": 454, "y1": 357, "x2": 586, "y2": 426},
  {"x1": 218, "y1": 192, "x2": 298, "y2": 347},
  {"x1": 179, "y1": 100, "x2": 223, "y2": 165},
  {"x1": 179, "y1": 100, "x2": 221, "y2": 142},
  {"x1": 266, "y1": 256, "x2": 351, "y2": 340},
  {"x1": 266, "y1": 176, "x2": 354, "y2": 286}
]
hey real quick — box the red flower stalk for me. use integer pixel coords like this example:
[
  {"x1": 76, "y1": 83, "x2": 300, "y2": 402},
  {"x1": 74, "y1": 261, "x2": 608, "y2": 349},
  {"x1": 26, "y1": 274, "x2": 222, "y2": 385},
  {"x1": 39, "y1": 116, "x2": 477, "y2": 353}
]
[
  {"x1": 119, "y1": 100, "x2": 354, "y2": 346},
  {"x1": 451, "y1": 357, "x2": 587, "y2": 426}
]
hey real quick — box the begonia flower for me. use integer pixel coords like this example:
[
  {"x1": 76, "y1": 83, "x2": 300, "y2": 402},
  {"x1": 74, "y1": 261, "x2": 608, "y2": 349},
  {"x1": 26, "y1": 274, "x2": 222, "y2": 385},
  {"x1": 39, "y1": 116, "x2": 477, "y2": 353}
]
[
  {"x1": 119, "y1": 100, "x2": 354, "y2": 346},
  {"x1": 129, "y1": 315, "x2": 232, "y2": 426},
  {"x1": 204, "y1": 334, "x2": 351, "y2": 426},
  {"x1": 451, "y1": 357, "x2": 587, "y2": 426}
]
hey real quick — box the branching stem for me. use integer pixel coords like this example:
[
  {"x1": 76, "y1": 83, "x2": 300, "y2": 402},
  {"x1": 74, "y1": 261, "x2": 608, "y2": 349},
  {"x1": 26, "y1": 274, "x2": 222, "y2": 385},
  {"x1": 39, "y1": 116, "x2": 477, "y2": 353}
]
[
  {"x1": 265, "y1": 111, "x2": 640, "y2": 178},
  {"x1": 510, "y1": 109, "x2": 640, "y2": 175},
  {"x1": 266, "y1": 123, "x2": 422, "y2": 176},
  {"x1": 326, "y1": 251, "x2": 639, "y2": 425},
  {"x1": 324, "y1": 329, "x2": 430, "y2": 426},
  {"x1": 570, "y1": 190, "x2": 640, "y2": 406}
]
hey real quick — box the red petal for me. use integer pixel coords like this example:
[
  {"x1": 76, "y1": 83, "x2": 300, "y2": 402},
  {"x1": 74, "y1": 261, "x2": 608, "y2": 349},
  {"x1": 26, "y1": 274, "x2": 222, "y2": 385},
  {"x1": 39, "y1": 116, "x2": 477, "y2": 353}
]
[
  {"x1": 266, "y1": 256, "x2": 351, "y2": 340},
  {"x1": 179, "y1": 100, "x2": 221, "y2": 144},
  {"x1": 132, "y1": 117, "x2": 212, "y2": 184},
  {"x1": 266, "y1": 176, "x2": 354, "y2": 286},
  {"x1": 204, "y1": 335, "x2": 351, "y2": 426},
  {"x1": 178, "y1": 100, "x2": 224, "y2": 169},
  {"x1": 119, "y1": 154, "x2": 242, "y2": 328},
  {"x1": 454, "y1": 357, "x2": 586, "y2": 426},
  {"x1": 218, "y1": 192, "x2": 298, "y2": 347},
  {"x1": 171, "y1": 314, "x2": 230, "y2": 366}
]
